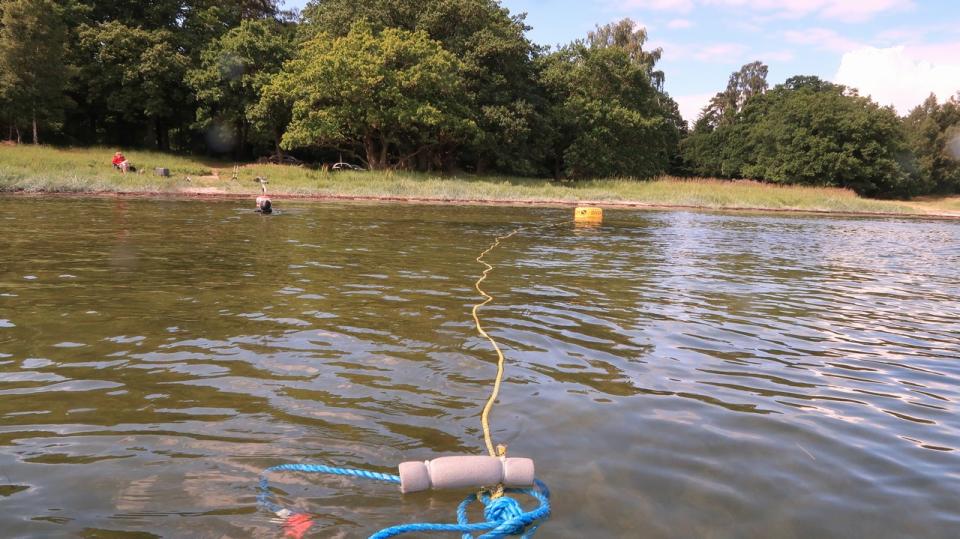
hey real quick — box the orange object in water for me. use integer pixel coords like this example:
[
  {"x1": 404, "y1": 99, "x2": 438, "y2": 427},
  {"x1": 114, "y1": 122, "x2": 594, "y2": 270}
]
[
  {"x1": 283, "y1": 513, "x2": 314, "y2": 539},
  {"x1": 574, "y1": 206, "x2": 603, "y2": 223}
]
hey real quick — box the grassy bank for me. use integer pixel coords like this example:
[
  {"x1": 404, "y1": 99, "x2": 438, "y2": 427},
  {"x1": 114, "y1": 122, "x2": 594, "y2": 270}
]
[{"x1": 2, "y1": 145, "x2": 958, "y2": 216}]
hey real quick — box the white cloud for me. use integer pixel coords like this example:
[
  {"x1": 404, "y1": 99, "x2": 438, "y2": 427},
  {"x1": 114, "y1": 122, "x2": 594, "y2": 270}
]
[
  {"x1": 815, "y1": 0, "x2": 913, "y2": 22},
  {"x1": 617, "y1": 0, "x2": 694, "y2": 12},
  {"x1": 694, "y1": 43, "x2": 748, "y2": 61},
  {"x1": 655, "y1": 40, "x2": 749, "y2": 63},
  {"x1": 834, "y1": 44, "x2": 960, "y2": 114},
  {"x1": 674, "y1": 92, "x2": 715, "y2": 123},
  {"x1": 784, "y1": 28, "x2": 864, "y2": 52},
  {"x1": 667, "y1": 18, "x2": 694, "y2": 29},
  {"x1": 764, "y1": 50, "x2": 795, "y2": 62},
  {"x1": 705, "y1": 0, "x2": 912, "y2": 21},
  {"x1": 610, "y1": 0, "x2": 911, "y2": 21}
]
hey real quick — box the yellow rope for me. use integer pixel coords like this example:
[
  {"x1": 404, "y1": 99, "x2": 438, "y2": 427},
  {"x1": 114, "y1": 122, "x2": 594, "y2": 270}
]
[{"x1": 473, "y1": 229, "x2": 520, "y2": 458}]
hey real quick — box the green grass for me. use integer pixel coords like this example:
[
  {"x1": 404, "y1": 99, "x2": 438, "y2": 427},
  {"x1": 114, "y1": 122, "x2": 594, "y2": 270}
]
[
  {"x1": 0, "y1": 144, "x2": 948, "y2": 216},
  {"x1": 0, "y1": 144, "x2": 220, "y2": 192}
]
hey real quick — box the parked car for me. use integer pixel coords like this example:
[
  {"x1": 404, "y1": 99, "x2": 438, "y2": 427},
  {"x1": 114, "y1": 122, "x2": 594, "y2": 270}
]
[
  {"x1": 330, "y1": 160, "x2": 365, "y2": 171},
  {"x1": 257, "y1": 154, "x2": 303, "y2": 166}
]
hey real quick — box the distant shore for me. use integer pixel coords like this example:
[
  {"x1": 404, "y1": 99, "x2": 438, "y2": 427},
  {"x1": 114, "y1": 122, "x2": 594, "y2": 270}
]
[{"x1": 3, "y1": 145, "x2": 959, "y2": 218}]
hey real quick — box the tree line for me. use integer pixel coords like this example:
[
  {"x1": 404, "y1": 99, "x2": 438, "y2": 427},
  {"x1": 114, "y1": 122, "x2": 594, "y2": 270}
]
[
  {"x1": 1, "y1": 0, "x2": 957, "y2": 198},
  {"x1": 682, "y1": 62, "x2": 960, "y2": 197}
]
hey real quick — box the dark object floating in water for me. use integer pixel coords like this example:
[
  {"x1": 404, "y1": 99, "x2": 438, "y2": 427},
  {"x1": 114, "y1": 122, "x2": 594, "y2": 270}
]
[{"x1": 256, "y1": 198, "x2": 272, "y2": 214}]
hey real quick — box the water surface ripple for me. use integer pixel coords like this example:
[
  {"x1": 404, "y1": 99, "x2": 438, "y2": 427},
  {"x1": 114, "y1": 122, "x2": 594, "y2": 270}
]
[{"x1": 1, "y1": 199, "x2": 958, "y2": 538}]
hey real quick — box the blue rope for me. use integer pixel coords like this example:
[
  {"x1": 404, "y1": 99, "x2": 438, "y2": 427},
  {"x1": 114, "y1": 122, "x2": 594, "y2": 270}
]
[
  {"x1": 371, "y1": 480, "x2": 550, "y2": 539},
  {"x1": 257, "y1": 463, "x2": 399, "y2": 513},
  {"x1": 258, "y1": 464, "x2": 550, "y2": 538}
]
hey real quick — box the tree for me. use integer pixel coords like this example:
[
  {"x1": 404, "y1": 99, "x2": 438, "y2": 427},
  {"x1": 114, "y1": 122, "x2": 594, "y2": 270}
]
[
  {"x1": 0, "y1": 0, "x2": 68, "y2": 144},
  {"x1": 272, "y1": 22, "x2": 474, "y2": 170},
  {"x1": 540, "y1": 33, "x2": 680, "y2": 179},
  {"x1": 187, "y1": 18, "x2": 293, "y2": 157},
  {"x1": 741, "y1": 79, "x2": 910, "y2": 196},
  {"x1": 587, "y1": 18, "x2": 664, "y2": 91},
  {"x1": 904, "y1": 93, "x2": 960, "y2": 194},
  {"x1": 536, "y1": 19, "x2": 681, "y2": 179},
  {"x1": 177, "y1": 0, "x2": 287, "y2": 58},
  {"x1": 694, "y1": 61, "x2": 768, "y2": 132},
  {"x1": 76, "y1": 22, "x2": 191, "y2": 150},
  {"x1": 684, "y1": 75, "x2": 913, "y2": 197},
  {"x1": 300, "y1": 0, "x2": 544, "y2": 174}
]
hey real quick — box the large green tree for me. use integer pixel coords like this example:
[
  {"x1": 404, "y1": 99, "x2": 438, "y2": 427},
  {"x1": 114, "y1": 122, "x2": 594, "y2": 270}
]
[
  {"x1": 76, "y1": 22, "x2": 191, "y2": 150},
  {"x1": 695, "y1": 61, "x2": 768, "y2": 132},
  {"x1": 539, "y1": 20, "x2": 681, "y2": 179},
  {"x1": 0, "y1": 0, "x2": 68, "y2": 144},
  {"x1": 904, "y1": 93, "x2": 960, "y2": 194},
  {"x1": 682, "y1": 62, "x2": 769, "y2": 177},
  {"x1": 187, "y1": 18, "x2": 293, "y2": 157},
  {"x1": 587, "y1": 18, "x2": 664, "y2": 91},
  {"x1": 60, "y1": 0, "x2": 287, "y2": 147},
  {"x1": 683, "y1": 75, "x2": 913, "y2": 197},
  {"x1": 300, "y1": 0, "x2": 543, "y2": 174},
  {"x1": 271, "y1": 22, "x2": 474, "y2": 170}
]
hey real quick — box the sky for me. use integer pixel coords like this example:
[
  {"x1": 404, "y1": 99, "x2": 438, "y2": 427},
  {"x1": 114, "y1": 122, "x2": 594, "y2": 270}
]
[{"x1": 283, "y1": 1, "x2": 960, "y2": 123}]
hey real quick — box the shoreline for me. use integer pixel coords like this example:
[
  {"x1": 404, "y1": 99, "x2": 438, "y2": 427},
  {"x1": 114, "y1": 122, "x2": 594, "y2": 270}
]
[
  {"x1": 5, "y1": 188, "x2": 960, "y2": 220},
  {"x1": 4, "y1": 146, "x2": 959, "y2": 220}
]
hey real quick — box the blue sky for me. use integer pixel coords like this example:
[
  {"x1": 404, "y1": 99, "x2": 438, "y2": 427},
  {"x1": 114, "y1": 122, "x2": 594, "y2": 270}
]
[{"x1": 283, "y1": 1, "x2": 960, "y2": 122}]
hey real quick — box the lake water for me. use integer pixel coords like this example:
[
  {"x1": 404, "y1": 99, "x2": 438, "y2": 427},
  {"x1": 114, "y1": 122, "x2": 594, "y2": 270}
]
[{"x1": 1, "y1": 198, "x2": 958, "y2": 538}]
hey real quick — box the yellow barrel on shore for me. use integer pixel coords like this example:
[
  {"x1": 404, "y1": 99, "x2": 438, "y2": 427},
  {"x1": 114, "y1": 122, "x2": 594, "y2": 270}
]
[{"x1": 574, "y1": 206, "x2": 603, "y2": 223}]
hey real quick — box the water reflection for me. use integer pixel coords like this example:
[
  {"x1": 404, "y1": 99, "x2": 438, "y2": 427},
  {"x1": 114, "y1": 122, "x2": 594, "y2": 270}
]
[{"x1": 1, "y1": 200, "x2": 958, "y2": 538}]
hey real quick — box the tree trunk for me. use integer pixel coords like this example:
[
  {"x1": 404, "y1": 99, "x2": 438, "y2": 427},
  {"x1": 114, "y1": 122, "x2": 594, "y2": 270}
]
[
  {"x1": 32, "y1": 108, "x2": 38, "y2": 145},
  {"x1": 476, "y1": 156, "x2": 489, "y2": 175},
  {"x1": 273, "y1": 129, "x2": 282, "y2": 158},
  {"x1": 441, "y1": 149, "x2": 455, "y2": 175},
  {"x1": 416, "y1": 150, "x2": 430, "y2": 172},
  {"x1": 155, "y1": 118, "x2": 169, "y2": 151},
  {"x1": 379, "y1": 136, "x2": 389, "y2": 169},
  {"x1": 236, "y1": 121, "x2": 248, "y2": 160},
  {"x1": 15, "y1": 125, "x2": 21, "y2": 144},
  {"x1": 364, "y1": 133, "x2": 380, "y2": 170}
]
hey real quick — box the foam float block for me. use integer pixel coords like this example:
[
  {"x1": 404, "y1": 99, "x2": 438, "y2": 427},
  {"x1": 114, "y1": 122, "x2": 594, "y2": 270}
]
[{"x1": 398, "y1": 456, "x2": 535, "y2": 493}]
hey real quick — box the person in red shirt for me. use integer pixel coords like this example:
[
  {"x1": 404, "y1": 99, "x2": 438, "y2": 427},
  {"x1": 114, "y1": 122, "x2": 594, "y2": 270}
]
[{"x1": 112, "y1": 151, "x2": 130, "y2": 173}]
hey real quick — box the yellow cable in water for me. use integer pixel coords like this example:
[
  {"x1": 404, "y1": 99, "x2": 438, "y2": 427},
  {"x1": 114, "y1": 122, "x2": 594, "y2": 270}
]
[{"x1": 473, "y1": 229, "x2": 520, "y2": 458}]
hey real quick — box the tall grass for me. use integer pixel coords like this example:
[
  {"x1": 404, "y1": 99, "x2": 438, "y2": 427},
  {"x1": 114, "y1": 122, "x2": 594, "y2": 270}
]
[
  {"x1": 0, "y1": 145, "x2": 219, "y2": 192},
  {"x1": 0, "y1": 144, "x2": 938, "y2": 215}
]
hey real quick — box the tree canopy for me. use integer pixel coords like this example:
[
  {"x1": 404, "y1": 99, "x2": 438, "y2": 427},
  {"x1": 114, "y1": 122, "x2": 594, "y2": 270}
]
[
  {"x1": 0, "y1": 0, "x2": 958, "y2": 197},
  {"x1": 273, "y1": 22, "x2": 473, "y2": 170},
  {"x1": 684, "y1": 65, "x2": 926, "y2": 197},
  {"x1": 0, "y1": 0, "x2": 68, "y2": 143},
  {"x1": 540, "y1": 26, "x2": 680, "y2": 179},
  {"x1": 903, "y1": 93, "x2": 960, "y2": 194},
  {"x1": 187, "y1": 18, "x2": 293, "y2": 157}
]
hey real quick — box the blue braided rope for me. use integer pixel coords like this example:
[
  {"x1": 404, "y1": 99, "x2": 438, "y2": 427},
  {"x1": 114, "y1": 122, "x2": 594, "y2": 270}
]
[
  {"x1": 258, "y1": 464, "x2": 550, "y2": 538},
  {"x1": 265, "y1": 463, "x2": 401, "y2": 484},
  {"x1": 258, "y1": 463, "x2": 400, "y2": 514},
  {"x1": 371, "y1": 479, "x2": 550, "y2": 539}
]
